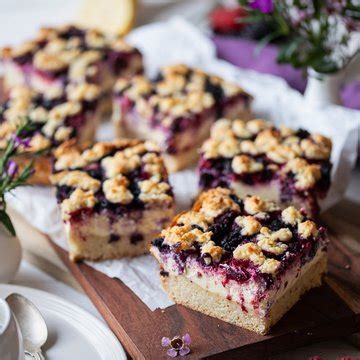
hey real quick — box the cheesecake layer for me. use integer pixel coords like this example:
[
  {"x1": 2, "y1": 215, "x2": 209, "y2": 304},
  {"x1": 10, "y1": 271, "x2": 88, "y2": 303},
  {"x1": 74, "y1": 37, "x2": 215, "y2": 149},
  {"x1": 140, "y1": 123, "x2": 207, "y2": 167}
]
[{"x1": 150, "y1": 188, "x2": 328, "y2": 334}]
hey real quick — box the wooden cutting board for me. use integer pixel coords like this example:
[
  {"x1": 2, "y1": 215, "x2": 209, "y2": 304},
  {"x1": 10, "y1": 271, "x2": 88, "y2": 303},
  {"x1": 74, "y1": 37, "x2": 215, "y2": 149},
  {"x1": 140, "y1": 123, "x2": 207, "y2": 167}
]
[{"x1": 48, "y1": 211, "x2": 360, "y2": 360}]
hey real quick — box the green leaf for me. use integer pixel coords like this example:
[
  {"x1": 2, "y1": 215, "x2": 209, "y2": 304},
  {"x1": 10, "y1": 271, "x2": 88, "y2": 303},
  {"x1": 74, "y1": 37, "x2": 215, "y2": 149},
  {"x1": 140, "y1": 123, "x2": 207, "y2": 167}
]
[
  {"x1": 0, "y1": 210, "x2": 16, "y2": 236},
  {"x1": 254, "y1": 31, "x2": 282, "y2": 57}
]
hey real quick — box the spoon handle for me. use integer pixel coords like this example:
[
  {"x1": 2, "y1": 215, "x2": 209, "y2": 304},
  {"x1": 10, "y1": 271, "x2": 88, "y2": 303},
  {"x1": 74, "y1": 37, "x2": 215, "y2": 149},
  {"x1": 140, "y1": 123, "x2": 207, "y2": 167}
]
[{"x1": 25, "y1": 350, "x2": 45, "y2": 360}]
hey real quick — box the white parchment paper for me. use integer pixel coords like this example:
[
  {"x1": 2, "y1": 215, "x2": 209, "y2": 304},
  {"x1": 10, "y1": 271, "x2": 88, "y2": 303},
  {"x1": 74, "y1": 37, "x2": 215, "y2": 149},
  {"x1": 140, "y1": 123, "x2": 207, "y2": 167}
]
[{"x1": 8, "y1": 18, "x2": 360, "y2": 311}]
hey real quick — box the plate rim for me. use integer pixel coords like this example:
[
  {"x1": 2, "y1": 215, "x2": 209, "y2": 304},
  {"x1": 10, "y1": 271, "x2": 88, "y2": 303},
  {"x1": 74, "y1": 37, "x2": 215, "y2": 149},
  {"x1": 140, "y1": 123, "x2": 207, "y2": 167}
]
[{"x1": 0, "y1": 284, "x2": 126, "y2": 360}]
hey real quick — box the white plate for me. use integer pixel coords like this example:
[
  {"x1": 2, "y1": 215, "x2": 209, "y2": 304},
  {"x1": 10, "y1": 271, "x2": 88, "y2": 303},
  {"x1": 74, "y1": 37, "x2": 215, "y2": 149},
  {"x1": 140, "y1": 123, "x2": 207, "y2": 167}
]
[{"x1": 0, "y1": 284, "x2": 126, "y2": 360}]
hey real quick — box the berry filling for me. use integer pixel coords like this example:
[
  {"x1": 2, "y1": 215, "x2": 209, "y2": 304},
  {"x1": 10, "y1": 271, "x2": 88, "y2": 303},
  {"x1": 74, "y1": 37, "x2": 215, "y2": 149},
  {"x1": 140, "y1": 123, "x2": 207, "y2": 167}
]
[
  {"x1": 55, "y1": 149, "x2": 173, "y2": 222},
  {"x1": 152, "y1": 192, "x2": 327, "y2": 295}
]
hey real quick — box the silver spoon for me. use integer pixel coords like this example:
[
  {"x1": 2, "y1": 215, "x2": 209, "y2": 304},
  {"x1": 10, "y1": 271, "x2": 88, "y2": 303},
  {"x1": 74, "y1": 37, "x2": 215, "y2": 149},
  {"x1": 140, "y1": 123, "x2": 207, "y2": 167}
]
[{"x1": 6, "y1": 293, "x2": 48, "y2": 360}]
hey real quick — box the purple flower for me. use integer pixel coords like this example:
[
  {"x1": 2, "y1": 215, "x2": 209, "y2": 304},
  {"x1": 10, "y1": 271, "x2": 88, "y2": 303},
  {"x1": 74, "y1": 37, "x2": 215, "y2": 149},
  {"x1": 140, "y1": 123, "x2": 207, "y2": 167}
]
[
  {"x1": 250, "y1": 0, "x2": 273, "y2": 13},
  {"x1": 11, "y1": 134, "x2": 31, "y2": 148},
  {"x1": 6, "y1": 160, "x2": 18, "y2": 178},
  {"x1": 326, "y1": 0, "x2": 346, "y2": 14},
  {"x1": 161, "y1": 333, "x2": 191, "y2": 357}
]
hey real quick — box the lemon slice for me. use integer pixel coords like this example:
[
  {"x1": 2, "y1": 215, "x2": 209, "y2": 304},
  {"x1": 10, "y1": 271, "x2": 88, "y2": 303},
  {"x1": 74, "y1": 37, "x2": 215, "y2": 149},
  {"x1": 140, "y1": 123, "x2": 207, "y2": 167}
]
[{"x1": 76, "y1": 0, "x2": 136, "y2": 36}]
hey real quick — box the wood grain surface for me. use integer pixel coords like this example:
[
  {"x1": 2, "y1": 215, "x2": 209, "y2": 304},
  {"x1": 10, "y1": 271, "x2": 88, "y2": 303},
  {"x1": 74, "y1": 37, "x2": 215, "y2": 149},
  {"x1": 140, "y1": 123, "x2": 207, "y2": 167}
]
[{"x1": 50, "y1": 212, "x2": 360, "y2": 359}]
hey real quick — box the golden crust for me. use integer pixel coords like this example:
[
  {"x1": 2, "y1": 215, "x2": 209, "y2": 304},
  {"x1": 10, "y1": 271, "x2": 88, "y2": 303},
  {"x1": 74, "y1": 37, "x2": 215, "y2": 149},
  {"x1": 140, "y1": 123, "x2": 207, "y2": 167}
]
[
  {"x1": 232, "y1": 155, "x2": 263, "y2": 174},
  {"x1": 158, "y1": 188, "x2": 324, "y2": 275},
  {"x1": 201, "y1": 118, "x2": 332, "y2": 191},
  {"x1": 196, "y1": 187, "x2": 240, "y2": 219},
  {"x1": 115, "y1": 64, "x2": 250, "y2": 122},
  {"x1": 102, "y1": 175, "x2": 133, "y2": 204},
  {"x1": 235, "y1": 215, "x2": 261, "y2": 236},
  {"x1": 298, "y1": 220, "x2": 318, "y2": 239},
  {"x1": 244, "y1": 195, "x2": 279, "y2": 215},
  {"x1": 52, "y1": 139, "x2": 173, "y2": 213},
  {"x1": 61, "y1": 189, "x2": 97, "y2": 221},
  {"x1": 281, "y1": 206, "x2": 303, "y2": 226},
  {"x1": 50, "y1": 170, "x2": 101, "y2": 192},
  {"x1": 201, "y1": 241, "x2": 223, "y2": 263}
]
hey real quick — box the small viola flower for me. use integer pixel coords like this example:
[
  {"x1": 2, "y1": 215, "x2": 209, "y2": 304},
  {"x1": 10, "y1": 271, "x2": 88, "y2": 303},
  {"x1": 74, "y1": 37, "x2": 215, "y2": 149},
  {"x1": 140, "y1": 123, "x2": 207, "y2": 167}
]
[
  {"x1": 6, "y1": 160, "x2": 18, "y2": 178},
  {"x1": 161, "y1": 333, "x2": 191, "y2": 357},
  {"x1": 250, "y1": 0, "x2": 273, "y2": 14},
  {"x1": 11, "y1": 134, "x2": 31, "y2": 148}
]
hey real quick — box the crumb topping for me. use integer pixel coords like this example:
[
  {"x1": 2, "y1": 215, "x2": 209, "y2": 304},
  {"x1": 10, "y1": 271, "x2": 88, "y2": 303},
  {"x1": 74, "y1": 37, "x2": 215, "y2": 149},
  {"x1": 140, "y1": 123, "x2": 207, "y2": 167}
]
[
  {"x1": 61, "y1": 189, "x2": 97, "y2": 221},
  {"x1": 154, "y1": 188, "x2": 325, "y2": 279},
  {"x1": 52, "y1": 140, "x2": 173, "y2": 215},
  {"x1": 281, "y1": 206, "x2": 303, "y2": 226},
  {"x1": 235, "y1": 216, "x2": 261, "y2": 236},
  {"x1": 114, "y1": 64, "x2": 250, "y2": 126},
  {"x1": 284, "y1": 158, "x2": 321, "y2": 190},
  {"x1": 50, "y1": 170, "x2": 101, "y2": 192},
  {"x1": 232, "y1": 155, "x2": 263, "y2": 174},
  {"x1": 298, "y1": 220, "x2": 318, "y2": 239},
  {"x1": 244, "y1": 196, "x2": 279, "y2": 216},
  {"x1": 198, "y1": 188, "x2": 240, "y2": 219},
  {"x1": 233, "y1": 243, "x2": 265, "y2": 265},
  {"x1": 259, "y1": 258, "x2": 281, "y2": 274},
  {"x1": 3, "y1": 24, "x2": 140, "y2": 81},
  {"x1": 176, "y1": 211, "x2": 211, "y2": 231},
  {"x1": 138, "y1": 179, "x2": 172, "y2": 204},
  {"x1": 0, "y1": 82, "x2": 101, "y2": 154},
  {"x1": 33, "y1": 50, "x2": 68, "y2": 72},
  {"x1": 66, "y1": 83, "x2": 101, "y2": 102},
  {"x1": 103, "y1": 175, "x2": 133, "y2": 204},
  {"x1": 201, "y1": 241, "x2": 223, "y2": 263},
  {"x1": 161, "y1": 225, "x2": 213, "y2": 251},
  {"x1": 200, "y1": 118, "x2": 332, "y2": 193}
]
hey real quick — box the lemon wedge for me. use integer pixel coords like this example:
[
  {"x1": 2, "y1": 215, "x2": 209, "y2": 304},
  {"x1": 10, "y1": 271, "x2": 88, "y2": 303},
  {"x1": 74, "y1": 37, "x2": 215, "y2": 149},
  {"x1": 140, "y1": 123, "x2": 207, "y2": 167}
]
[{"x1": 76, "y1": 0, "x2": 136, "y2": 36}]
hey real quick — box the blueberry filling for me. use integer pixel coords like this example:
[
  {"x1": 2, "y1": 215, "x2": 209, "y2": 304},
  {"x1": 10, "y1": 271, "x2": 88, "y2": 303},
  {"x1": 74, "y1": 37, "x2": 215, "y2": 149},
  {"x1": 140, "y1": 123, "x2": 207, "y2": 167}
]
[
  {"x1": 208, "y1": 210, "x2": 239, "y2": 246},
  {"x1": 155, "y1": 192, "x2": 325, "y2": 292},
  {"x1": 54, "y1": 148, "x2": 171, "y2": 220},
  {"x1": 199, "y1": 153, "x2": 331, "y2": 213},
  {"x1": 130, "y1": 233, "x2": 144, "y2": 244},
  {"x1": 109, "y1": 234, "x2": 121, "y2": 243}
]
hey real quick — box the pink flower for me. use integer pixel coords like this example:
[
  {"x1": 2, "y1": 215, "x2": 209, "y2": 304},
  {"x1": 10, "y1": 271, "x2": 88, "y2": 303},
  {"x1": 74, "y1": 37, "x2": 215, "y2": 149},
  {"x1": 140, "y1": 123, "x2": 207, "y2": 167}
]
[
  {"x1": 250, "y1": 0, "x2": 273, "y2": 13},
  {"x1": 161, "y1": 333, "x2": 191, "y2": 357}
]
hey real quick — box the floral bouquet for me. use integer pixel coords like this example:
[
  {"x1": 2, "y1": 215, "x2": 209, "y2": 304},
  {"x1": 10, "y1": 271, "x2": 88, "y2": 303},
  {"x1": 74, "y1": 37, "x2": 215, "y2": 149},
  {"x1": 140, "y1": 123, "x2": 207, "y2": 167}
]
[{"x1": 238, "y1": 0, "x2": 360, "y2": 73}]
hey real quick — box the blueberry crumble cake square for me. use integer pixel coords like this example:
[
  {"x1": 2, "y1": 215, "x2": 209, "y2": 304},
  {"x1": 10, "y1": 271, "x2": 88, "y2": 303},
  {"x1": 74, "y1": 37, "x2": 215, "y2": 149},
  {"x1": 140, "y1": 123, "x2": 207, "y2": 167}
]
[
  {"x1": 112, "y1": 64, "x2": 253, "y2": 172},
  {"x1": 150, "y1": 188, "x2": 328, "y2": 334},
  {"x1": 50, "y1": 139, "x2": 175, "y2": 261},
  {"x1": 198, "y1": 118, "x2": 332, "y2": 218},
  {"x1": 1, "y1": 24, "x2": 143, "y2": 96},
  {"x1": 0, "y1": 83, "x2": 104, "y2": 184}
]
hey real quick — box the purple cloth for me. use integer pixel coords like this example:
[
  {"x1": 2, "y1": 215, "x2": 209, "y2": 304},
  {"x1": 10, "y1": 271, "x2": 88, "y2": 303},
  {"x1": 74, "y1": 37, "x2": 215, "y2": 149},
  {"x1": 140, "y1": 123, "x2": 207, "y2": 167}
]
[{"x1": 213, "y1": 36, "x2": 360, "y2": 110}]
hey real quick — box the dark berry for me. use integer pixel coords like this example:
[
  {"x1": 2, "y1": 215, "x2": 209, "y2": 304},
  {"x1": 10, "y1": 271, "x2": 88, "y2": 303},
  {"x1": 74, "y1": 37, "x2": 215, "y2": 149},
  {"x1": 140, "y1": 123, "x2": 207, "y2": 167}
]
[
  {"x1": 130, "y1": 233, "x2": 144, "y2": 244},
  {"x1": 208, "y1": 210, "x2": 238, "y2": 246},
  {"x1": 296, "y1": 128, "x2": 310, "y2": 139},
  {"x1": 152, "y1": 237, "x2": 164, "y2": 248},
  {"x1": 109, "y1": 234, "x2": 121, "y2": 243}
]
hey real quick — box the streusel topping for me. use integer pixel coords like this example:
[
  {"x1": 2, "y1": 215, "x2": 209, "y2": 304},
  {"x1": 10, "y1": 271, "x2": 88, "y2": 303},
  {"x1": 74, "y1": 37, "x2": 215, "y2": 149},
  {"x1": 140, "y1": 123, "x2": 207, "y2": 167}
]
[
  {"x1": 61, "y1": 189, "x2": 97, "y2": 221},
  {"x1": 102, "y1": 175, "x2": 133, "y2": 204},
  {"x1": 52, "y1": 140, "x2": 173, "y2": 217},
  {"x1": 114, "y1": 64, "x2": 251, "y2": 126},
  {"x1": 197, "y1": 188, "x2": 240, "y2": 219},
  {"x1": 50, "y1": 170, "x2": 101, "y2": 192},
  {"x1": 0, "y1": 81, "x2": 102, "y2": 154},
  {"x1": 200, "y1": 118, "x2": 332, "y2": 193},
  {"x1": 244, "y1": 196, "x2": 279, "y2": 216},
  {"x1": 2, "y1": 24, "x2": 141, "y2": 81},
  {"x1": 153, "y1": 188, "x2": 326, "y2": 279}
]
